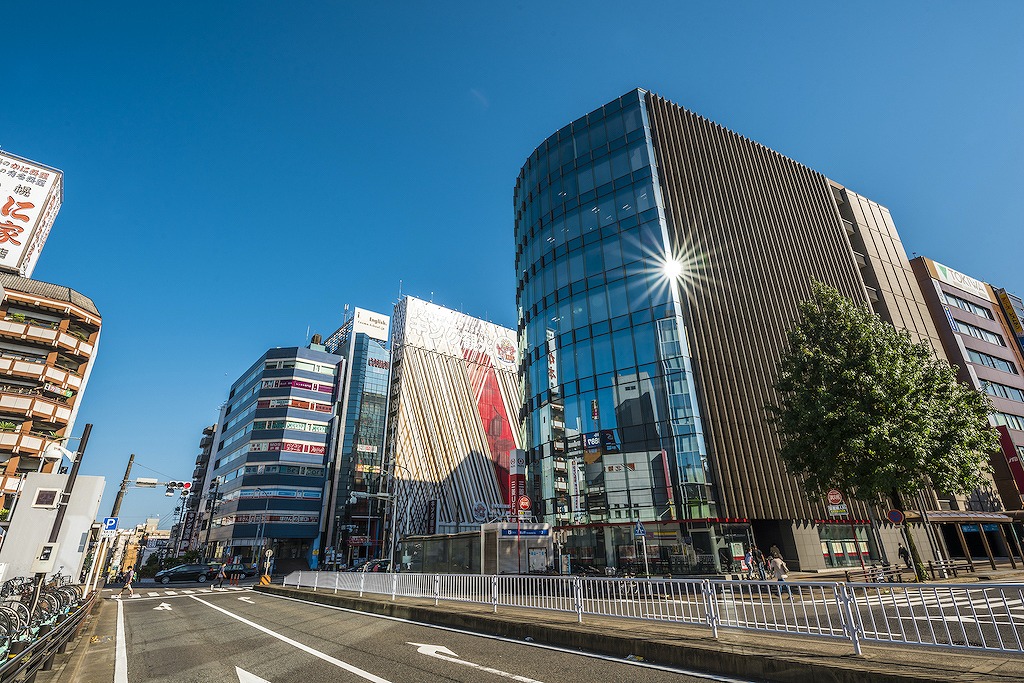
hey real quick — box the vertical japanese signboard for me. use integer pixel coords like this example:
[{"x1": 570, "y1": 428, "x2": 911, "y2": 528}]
[{"x1": 0, "y1": 152, "x2": 63, "y2": 278}]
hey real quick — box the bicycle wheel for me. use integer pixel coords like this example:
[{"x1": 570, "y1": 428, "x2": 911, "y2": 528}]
[{"x1": 5, "y1": 602, "x2": 29, "y2": 630}]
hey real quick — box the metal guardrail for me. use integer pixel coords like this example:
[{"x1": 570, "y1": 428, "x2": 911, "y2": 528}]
[
  {"x1": 0, "y1": 590, "x2": 94, "y2": 682},
  {"x1": 282, "y1": 571, "x2": 1024, "y2": 656}
]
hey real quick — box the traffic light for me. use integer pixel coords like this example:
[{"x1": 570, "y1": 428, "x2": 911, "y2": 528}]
[{"x1": 165, "y1": 480, "x2": 192, "y2": 496}]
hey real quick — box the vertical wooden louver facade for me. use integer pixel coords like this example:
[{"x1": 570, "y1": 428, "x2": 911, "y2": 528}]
[{"x1": 644, "y1": 92, "x2": 875, "y2": 522}]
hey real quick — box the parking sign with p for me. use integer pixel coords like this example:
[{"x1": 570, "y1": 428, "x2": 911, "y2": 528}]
[{"x1": 102, "y1": 517, "x2": 118, "y2": 531}]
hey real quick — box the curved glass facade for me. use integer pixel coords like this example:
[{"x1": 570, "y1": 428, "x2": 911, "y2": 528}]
[{"x1": 515, "y1": 90, "x2": 714, "y2": 570}]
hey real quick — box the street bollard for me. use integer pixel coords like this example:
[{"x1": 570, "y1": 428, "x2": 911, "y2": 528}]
[
  {"x1": 391, "y1": 571, "x2": 398, "y2": 601},
  {"x1": 434, "y1": 574, "x2": 440, "y2": 606},
  {"x1": 313, "y1": 572, "x2": 319, "y2": 592},
  {"x1": 334, "y1": 571, "x2": 339, "y2": 594},
  {"x1": 492, "y1": 575, "x2": 499, "y2": 614},
  {"x1": 359, "y1": 570, "x2": 366, "y2": 598}
]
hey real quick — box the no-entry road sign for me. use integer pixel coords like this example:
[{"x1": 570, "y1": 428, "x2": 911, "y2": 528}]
[{"x1": 827, "y1": 489, "x2": 844, "y2": 505}]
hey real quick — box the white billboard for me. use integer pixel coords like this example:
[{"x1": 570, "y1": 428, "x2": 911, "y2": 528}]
[
  {"x1": 0, "y1": 152, "x2": 63, "y2": 278},
  {"x1": 932, "y1": 260, "x2": 991, "y2": 302},
  {"x1": 399, "y1": 297, "x2": 517, "y2": 370},
  {"x1": 353, "y1": 307, "x2": 389, "y2": 341}
]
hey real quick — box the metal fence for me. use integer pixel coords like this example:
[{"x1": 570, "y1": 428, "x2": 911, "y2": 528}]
[{"x1": 282, "y1": 571, "x2": 1024, "y2": 656}]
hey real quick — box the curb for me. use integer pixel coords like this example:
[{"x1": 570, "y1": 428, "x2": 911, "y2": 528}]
[{"x1": 255, "y1": 585, "x2": 961, "y2": 683}]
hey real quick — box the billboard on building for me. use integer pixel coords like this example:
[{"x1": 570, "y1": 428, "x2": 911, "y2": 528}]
[
  {"x1": 0, "y1": 152, "x2": 63, "y2": 278},
  {"x1": 389, "y1": 297, "x2": 522, "y2": 535},
  {"x1": 353, "y1": 308, "x2": 390, "y2": 341},
  {"x1": 930, "y1": 259, "x2": 992, "y2": 302}
]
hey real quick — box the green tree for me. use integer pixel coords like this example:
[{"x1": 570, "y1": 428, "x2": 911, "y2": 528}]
[{"x1": 768, "y1": 282, "x2": 998, "y2": 579}]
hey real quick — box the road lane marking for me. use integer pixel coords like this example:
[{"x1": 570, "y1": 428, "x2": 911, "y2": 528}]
[
  {"x1": 190, "y1": 596, "x2": 392, "y2": 683},
  {"x1": 115, "y1": 598, "x2": 128, "y2": 683},
  {"x1": 238, "y1": 596, "x2": 255, "y2": 603},
  {"x1": 116, "y1": 591, "x2": 255, "y2": 603},
  {"x1": 183, "y1": 590, "x2": 195, "y2": 594},
  {"x1": 153, "y1": 603, "x2": 173, "y2": 611},
  {"x1": 261, "y1": 591, "x2": 749, "y2": 683},
  {"x1": 164, "y1": 591, "x2": 177, "y2": 595},
  {"x1": 236, "y1": 667, "x2": 271, "y2": 683},
  {"x1": 410, "y1": 643, "x2": 543, "y2": 682},
  {"x1": 148, "y1": 592, "x2": 160, "y2": 597}
]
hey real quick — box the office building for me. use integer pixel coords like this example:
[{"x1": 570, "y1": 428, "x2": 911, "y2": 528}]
[
  {"x1": 385, "y1": 296, "x2": 523, "y2": 538},
  {"x1": 910, "y1": 257, "x2": 1024, "y2": 558},
  {"x1": 206, "y1": 344, "x2": 343, "y2": 570},
  {"x1": 321, "y1": 308, "x2": 391, "y2": 567},
  {"x1": 515, "y1": 89, "x2": 944, "y2": 571}
]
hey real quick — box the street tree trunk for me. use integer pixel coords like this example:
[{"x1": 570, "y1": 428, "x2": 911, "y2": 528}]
[{"x1": 892, "y1": 488, "x2": 927, "y2": 581}]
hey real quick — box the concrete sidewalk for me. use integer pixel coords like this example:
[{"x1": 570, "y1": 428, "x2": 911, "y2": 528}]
[
  {"x1": 256, "y1": 584, "x2": 1024, "y2": 683},
  {"x1": 34, "y1": 596, "x2": 116, "y2": 683}
]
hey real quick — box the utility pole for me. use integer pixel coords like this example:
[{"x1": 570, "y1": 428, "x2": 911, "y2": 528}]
[
  {"x1": 89, "y1": 454, "x2": 134, "y2": 595},
  {"x1": 29, "y1": 423, "x2": 92, "y2": 616},
  {"x1": 111, "y1": 454, "x2": 135, "y2": 518},
  {"x1": 201, "y1": 478, "x2": 220, "y2": 562}
]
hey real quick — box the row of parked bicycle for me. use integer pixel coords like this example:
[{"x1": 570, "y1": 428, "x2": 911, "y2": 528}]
[{"x1": 0, "y1": 572, "x2": 85, "y2": 659}]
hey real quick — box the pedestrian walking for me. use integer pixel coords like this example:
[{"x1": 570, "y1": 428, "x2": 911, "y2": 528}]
[
  {"x1": 744, "y1": 547, "x2": 755, "y2": 579},
  {"x1": 753, "y1": 546, "x2": 767, "y2": 581},
  {"x1": 229, "y1": 565, "x2": 240, "y2": 586},
  {"x1": 215, "y1": 565, "x2": 227, "y2": 588},
  {"x1": 769, "y1": 544, "x2": 782, "y2": 559},
  {"x1": 897, "y1": 543, "x2": 911, "y2": 569},
  {"x1": 769, "y1": 555, "x2": 791, "y2": 597},
  {"x1": 119, "y1": 567, "x2": 135, "y2": 598}
]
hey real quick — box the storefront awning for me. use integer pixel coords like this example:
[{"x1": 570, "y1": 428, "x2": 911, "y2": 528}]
[{"x1": 904, "y1": 510, "x2": 1013, "y2": 524}]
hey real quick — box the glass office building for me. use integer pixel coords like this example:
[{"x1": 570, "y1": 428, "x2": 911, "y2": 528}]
[
  {"x1": 322, "y1": 308, "x2": 391, "y2": 567},
  {"x1": 515, "y1": 90, "x2": 714, "y2": 571},
  {"x1": 516, "y1": 89, "x2": 944, "y2": 572}
]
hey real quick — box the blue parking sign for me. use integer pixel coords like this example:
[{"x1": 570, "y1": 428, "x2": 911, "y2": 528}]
[{"x1": 103, "y1": 517, "x2": 118, "y2": 531}]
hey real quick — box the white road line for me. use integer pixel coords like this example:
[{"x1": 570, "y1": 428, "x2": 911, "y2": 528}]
[
  {"x1": 148, "y1": 592, "x2": 160, "y2": 597},
  {"x1": 115, "y1": 598, "x2": 128, "y2": 683},
  {"x1": 182, "y1": 590, "x2": 195, "y2": 594},
  {"x1": 190, "y1": 596, "x2": 392, "y2": 683},
  {"x1": 164, "y1": 591, "x2": 177, "y2": 595},
  {"x1": 260, "y1": 592, "x2": 750, "y2": 683}
]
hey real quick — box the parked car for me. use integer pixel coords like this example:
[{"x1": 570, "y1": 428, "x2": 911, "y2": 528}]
[
  {"x1": 155, "y1": 563, "x2": 220, "y2": 584},
  {"x1": 359, "y1": 559, "x2": 391, "y2": 573},
  {"x1": 222, "y1": 563, "x2": 258, "y2": 578}
]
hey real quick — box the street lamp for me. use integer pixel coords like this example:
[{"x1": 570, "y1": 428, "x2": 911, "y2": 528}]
[{"x1": 350, "y1": 465, "x2": 411, "y2": 573}]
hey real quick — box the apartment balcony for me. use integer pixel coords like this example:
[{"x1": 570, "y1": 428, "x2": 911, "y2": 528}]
[
  {"x1": 853, "y1": 251, "x2": 867, "y2": 268},
  {"x1": 843, "y1": 219, "x2": 855, "y2": 236},
  {"x1": 0, "y1": 355, "x2": 83, "y2": 390},
  {"x1": 0, "y1": 388, "x2": 73, "y2": 424},
  {"x1": 0, "y1": 318, "x2": 95, "y2": 360},
  {"x1": 0, "y1": 430, "x2": 48, "y2": 457}
]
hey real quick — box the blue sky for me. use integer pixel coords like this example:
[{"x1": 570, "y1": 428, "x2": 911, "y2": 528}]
[{"x1": 2, "y1": 2, "x2": 1021, "y2": 528}]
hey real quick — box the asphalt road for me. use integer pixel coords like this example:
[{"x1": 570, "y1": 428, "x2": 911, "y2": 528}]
[{"x1": 115, "y1": 586, "x2": 747, "y2": 683}]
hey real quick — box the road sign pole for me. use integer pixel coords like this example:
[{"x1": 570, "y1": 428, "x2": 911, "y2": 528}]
[{"x1": 641, "y1": 535, "x2": 649, "y2": 577}]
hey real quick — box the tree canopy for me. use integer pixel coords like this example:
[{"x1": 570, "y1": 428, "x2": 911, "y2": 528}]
[{"x1": 768, "y1": 282, "x2": 997, "y2": 503}]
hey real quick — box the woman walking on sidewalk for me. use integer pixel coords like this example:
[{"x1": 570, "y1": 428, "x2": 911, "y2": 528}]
[
  {"x1": 770, "y1": 555, "x2": 792, "y2": 597},
  {"x1": 118, "y1": 567, "x2": 135, "y2": 598}
]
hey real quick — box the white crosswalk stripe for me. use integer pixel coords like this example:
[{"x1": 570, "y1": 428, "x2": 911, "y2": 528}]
[{"x1": 148, "y1": 592, "x2": 160, "y2": 597}]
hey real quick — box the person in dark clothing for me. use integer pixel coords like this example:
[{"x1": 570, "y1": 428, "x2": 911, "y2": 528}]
[{"x1": 898, "y1": 543, "x2": 912, "y2": 569}]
